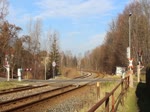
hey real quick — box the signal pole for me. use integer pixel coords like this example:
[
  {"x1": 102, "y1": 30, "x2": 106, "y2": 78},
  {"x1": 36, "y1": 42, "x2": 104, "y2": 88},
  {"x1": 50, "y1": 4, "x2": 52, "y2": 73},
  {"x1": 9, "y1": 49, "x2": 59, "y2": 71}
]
[
  {"x1": 128, "y1": 13, "x2": 133, "y2": 87},
  {"x1": 128, "y1": 13, "x2": 132, "y2": 70},
  {"x1": 129, "y1": 13, "x2": 132, "y2": 58}
]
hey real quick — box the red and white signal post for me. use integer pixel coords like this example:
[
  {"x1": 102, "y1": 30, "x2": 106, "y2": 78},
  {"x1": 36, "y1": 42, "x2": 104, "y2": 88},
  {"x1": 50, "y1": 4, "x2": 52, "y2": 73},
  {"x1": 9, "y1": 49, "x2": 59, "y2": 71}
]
[
  {"x1": 128, "y1": 58, "x2": 133, "y2": 70},
  {"x1": 4, "y1": 54, "x2": 10, "y2": 81}
]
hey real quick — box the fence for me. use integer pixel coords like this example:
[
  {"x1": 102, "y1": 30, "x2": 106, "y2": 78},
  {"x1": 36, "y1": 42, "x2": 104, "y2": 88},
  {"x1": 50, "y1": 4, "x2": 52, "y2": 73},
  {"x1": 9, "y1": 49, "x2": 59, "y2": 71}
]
[{"x1": 88, "y1": 76, "x2": 130, "y2": 112}]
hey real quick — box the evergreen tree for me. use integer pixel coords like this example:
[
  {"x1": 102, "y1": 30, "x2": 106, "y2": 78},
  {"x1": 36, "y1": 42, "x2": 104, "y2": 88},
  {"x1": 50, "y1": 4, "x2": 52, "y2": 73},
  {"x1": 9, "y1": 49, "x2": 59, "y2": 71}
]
[{"x1": 47, "y1": 32, "x2": 60, "y2": 78}]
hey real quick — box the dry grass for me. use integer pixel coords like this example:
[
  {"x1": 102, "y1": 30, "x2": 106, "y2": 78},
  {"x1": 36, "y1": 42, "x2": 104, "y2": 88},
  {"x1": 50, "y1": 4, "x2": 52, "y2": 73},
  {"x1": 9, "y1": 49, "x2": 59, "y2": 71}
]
[
  {"x1": 46, "y1": 83, "x2": 115, "y2": 112},
  {"x1": 79, "y1": 82, "x2": 120, "y2": 112},
  {"x1": 61, "y1": 67, "x2": 80, "y2": 78},
  {"x1": 118, "y1": 87, "x2": 138, "y2": 112},
  {"x1": 0, "y1": 81, "x2": 28, "y2": 90}
]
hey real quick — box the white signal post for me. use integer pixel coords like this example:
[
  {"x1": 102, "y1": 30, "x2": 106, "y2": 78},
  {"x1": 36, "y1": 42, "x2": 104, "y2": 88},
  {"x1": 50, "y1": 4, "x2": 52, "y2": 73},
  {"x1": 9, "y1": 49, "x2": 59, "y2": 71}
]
[
  {"x1": 17, "y1": 68, "x2": 22, "y2": 81},
  {"x1": 5, "y1": 65, "x2": 10, "y2": 81},
  {"x1": 4, "y1": 54, "x2": 10, "y2": 81}
]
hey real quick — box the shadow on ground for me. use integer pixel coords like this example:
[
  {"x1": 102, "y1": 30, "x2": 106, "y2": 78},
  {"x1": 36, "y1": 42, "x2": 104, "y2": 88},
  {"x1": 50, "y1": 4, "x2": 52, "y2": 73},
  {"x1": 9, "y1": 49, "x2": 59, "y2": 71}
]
[{"x1": 136, "y1": 82, "x2": 150, "y2": 112}]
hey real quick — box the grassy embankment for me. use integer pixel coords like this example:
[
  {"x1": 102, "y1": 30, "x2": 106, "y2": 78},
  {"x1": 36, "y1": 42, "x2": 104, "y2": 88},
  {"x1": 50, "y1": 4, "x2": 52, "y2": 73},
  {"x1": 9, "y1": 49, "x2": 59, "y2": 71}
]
[
  {"x1": 81, "y1": 74, "x2": 142, "y2": 112},
  {"x1": 116, "y1": 74, "x2": 146, "y2": 112},
  {"x1": 118, "y1": 85, "x2": 138, "y2": 112}
]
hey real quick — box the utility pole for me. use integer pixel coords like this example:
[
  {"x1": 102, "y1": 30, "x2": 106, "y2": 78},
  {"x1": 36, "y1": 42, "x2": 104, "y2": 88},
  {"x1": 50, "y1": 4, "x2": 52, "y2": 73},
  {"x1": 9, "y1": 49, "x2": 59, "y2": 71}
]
[
  {"x1": 129, "y1": 13, "x2": 132, "y2": 58},
  {"x1": 127, "y1": 13, "x2": 132, "y2": 70},
  {"x1": 128, "y1": 13, "x2": 133, "y2": 87}
]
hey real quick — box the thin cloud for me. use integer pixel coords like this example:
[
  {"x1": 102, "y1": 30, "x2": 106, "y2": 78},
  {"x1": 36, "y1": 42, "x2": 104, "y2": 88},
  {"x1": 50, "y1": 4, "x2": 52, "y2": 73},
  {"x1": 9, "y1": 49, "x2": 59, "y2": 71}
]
[
  {"x1": 62, "y1": 33, "x2": 106, "y2": 55},
  {"x1": 7, "y1": 5, "x2": 31, "y2": 26},
  {"x1": 78, "y1": 33, "x2": 106, "y2": 53},
  {"x1": 68, "y1": 31, "x2": 81, "y2": 37},
  {"x1": 35, "y1": 0, "x2": 114, "y2": 19},
  {"x1": 88, "y1": 33, "x2": 106, "y2": 46}
]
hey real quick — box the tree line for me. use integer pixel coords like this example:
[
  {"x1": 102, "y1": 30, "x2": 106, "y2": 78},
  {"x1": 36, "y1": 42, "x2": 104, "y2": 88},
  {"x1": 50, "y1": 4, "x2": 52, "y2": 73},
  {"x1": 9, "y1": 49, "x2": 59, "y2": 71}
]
[{"x1": 81, "y1": 0, "x2": 150, "y2": 74}]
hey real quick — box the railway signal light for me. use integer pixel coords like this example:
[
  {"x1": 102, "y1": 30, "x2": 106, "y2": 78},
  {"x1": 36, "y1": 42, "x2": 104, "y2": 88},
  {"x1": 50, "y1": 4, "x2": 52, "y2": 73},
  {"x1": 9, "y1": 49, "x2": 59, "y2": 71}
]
[{"x1": 24, "y1": 68, "x2": 32, "y2": 71}]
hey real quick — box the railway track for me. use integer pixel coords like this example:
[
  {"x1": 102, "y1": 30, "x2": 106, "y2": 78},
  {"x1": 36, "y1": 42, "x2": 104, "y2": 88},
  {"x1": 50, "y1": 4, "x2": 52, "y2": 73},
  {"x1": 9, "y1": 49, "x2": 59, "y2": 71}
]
[
  {"x1": 0, "y1": 73, "x2": 92, "y2": 96},
  {"x1": 0, "y1": 84, "x2": 87, "y2": 112},
  {"x1": 0, "y1": 73, "x2": 98, "y2": 112},
  {"x1": 0, "y1": 84, "x2": 55, "y2": 102}
]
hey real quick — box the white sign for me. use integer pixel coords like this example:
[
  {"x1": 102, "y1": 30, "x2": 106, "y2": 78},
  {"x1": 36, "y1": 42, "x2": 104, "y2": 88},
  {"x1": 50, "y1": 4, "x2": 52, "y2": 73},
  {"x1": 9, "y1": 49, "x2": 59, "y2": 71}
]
[
  {"x1": 127, "y1": 47, "x2": 130, "y2": 59},
  {"x1": 52, "y1": 61, "x2": 56, "y2": 67},
  {"x1": 128, "y1": 59, "x2": 133, "y2": 68},
  {"x1": 116, "y1": 67, "x2": 126, "y2": 76},
  {"x1": 18, "y1": 68, "x2": 22, "y2": 81}
]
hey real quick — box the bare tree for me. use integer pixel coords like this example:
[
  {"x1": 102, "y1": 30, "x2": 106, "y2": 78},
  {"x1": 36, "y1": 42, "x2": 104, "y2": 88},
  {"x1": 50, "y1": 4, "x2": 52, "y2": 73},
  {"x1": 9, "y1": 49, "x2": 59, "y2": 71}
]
[
  {"x1": 0, "y1": 0, "x2": 9, "y2": 21},
  {"x1": 26, "y1": 18, "x2": 42, "y2": 78}
]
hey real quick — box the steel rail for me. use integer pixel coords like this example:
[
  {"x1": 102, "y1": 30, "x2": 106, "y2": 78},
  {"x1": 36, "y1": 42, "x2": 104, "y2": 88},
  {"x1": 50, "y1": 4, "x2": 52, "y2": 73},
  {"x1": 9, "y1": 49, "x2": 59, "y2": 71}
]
[
  {"x1": 0, "y1": 84, "x2": 75, "y2": 111},
  {"x1": 0, "y1": 84, "x2": 49, "y2": 95},
  {"x1": 5, "y1": 84, "x2": 87, "y2": 112},
  {"x1": 0, "y1": 74, "x2": 91, "y2": 96},
  {"x1": 0, "y1": 74, "x2": 95, "y2": 111}
]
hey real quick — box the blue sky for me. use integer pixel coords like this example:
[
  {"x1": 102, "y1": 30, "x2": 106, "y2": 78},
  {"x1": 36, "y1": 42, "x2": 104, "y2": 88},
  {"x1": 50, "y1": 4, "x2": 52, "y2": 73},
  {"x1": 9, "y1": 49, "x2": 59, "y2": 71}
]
[{"x1": 7, "y1": 0, "x2": 130, "y2": 55}]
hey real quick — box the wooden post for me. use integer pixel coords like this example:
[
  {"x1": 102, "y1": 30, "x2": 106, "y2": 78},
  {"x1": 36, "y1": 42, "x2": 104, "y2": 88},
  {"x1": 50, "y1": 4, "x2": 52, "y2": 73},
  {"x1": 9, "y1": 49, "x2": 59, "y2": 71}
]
[
  {"x1": 128, "y1": 70, "x2": 133, "y2": 88},
  {"x1": 105, "y1": 92, "x2": 109, "y2": 112},
  {"x1": 127, "y1": 76, "x2": 130, "y2": 88},
  {"x1": 125, "y1": 77, "x2": 129, "y2": 89},
  {"x1": 124, "y1": 77, "x2": 128, "y2": 97},
  {"x1": 121, "y1": 80, "x2": 123, "y2": 92},
  {"x1": 137, "y1": 65, "x2": 141, "y2": 82},
  {"x1": 97, "y1": 82, "x2": 100, "y2": 100},
  {"x1": 121, "y1": 81, "x2": 124, "y2": 106},
  {"x1": 112, "y1": 93, "x2": 114, "y2": 112}
]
